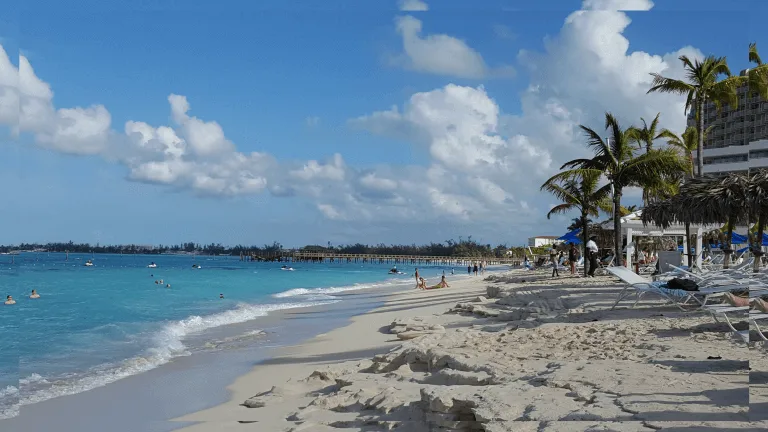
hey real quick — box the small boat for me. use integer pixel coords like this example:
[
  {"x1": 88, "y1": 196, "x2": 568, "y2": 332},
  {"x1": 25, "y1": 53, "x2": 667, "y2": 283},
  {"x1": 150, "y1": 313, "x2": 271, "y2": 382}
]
[
  {"x1": 147, "y1": 262, "x2": 157, "y2": 268},
  {"x1": 84, "y1": 260, "x2": 94, "y2": 267}
]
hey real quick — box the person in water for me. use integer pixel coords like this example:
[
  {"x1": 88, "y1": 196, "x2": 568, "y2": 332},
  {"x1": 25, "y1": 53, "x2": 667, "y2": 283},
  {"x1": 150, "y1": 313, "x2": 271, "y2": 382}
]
[
  {"x1": 4, "y1": 295, "x2": 15, "y2": 305},
  {"x1": 219, "y1": 293, "x2": 224, "y2": 299},
  {"x1": 30, "y1": 290, "x2": 40, "y2": 299},
  {"x1": 166, "y1": 284, "x2": 171, "y2": 288}
]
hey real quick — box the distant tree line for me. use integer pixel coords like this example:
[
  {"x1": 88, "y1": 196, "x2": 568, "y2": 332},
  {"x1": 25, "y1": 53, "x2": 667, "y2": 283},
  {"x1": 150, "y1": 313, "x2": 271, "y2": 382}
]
[{"x1": 0, "y1": 237, "x2": 545, "y2": 258}]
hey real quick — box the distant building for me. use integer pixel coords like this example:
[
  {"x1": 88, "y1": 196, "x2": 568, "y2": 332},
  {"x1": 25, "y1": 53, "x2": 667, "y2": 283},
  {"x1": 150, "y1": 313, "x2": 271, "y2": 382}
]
[
  {"x1": 690, "y1": 69, "x2": 768, "y2": 176},
  {"x1": 527, "y1": 236, "x2": 563, "y2": 247}
]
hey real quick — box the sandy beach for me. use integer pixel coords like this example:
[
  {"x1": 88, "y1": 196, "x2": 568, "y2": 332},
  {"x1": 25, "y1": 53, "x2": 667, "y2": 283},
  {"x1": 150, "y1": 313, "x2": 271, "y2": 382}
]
[{"x1": 174, "y1": 269, "x2": 768, "y2": 431}]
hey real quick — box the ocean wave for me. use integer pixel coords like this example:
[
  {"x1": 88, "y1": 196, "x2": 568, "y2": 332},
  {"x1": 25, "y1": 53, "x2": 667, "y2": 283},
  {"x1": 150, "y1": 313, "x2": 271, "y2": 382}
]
[
  {"x1": 273, "y1": 279, "x2": 403, "y2": 298},
  {"x1": 5, "y1": 299, "x2": 335, "y2": 411},
  {"x1": 0, "y1": 386, "x2": 19, "y2": 420}
]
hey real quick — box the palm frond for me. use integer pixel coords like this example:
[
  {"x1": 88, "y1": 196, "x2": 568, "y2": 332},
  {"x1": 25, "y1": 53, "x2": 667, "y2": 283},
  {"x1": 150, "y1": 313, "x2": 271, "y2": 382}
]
[
  {"x1": 750, "y1": 43, "x2": 763, "y2": 66},
  {"x1": 647, "y1": 74, "x2": 694, "y2": 95}
]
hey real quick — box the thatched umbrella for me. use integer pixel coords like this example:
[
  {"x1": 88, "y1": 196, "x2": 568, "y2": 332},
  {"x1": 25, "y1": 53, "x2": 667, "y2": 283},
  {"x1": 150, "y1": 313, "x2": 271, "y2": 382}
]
[
  {"x1": 678, "y1": 173, "x2": 750, "y2": 268},
  {"x1": 641, "y1": 195, "x2": 684, "y2": 229},
  {"x1": 642, "y1": 173, "x2": 750, "y2": 268},
  {"x1": 749, "y1": 169, "x2": 768, "y2": 272}
]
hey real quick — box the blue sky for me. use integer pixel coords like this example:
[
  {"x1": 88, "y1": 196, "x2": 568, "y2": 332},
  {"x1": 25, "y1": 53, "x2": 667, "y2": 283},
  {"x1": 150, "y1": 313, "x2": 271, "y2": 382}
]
[{"x1": 1, "y1": 0, "x2": 765, "y2": 247}]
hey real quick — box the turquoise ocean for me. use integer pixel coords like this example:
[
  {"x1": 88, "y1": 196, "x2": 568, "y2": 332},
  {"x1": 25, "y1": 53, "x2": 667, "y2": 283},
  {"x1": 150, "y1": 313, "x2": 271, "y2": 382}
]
[{"x1": 0, "y1": 252, "x2": 465, "y2": 420}]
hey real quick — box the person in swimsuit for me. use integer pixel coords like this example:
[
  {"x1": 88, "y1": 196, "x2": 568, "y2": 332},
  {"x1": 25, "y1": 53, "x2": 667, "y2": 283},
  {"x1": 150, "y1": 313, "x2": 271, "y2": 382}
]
[
  {"x1": 30, "y1": 290, "x2": 40, "y2": 299},
  {"x1": 414, "y1": 268, "x2": 420, "y2": 289},
  {"x1": 4, "y1": 295, "x2": 15, "y2": 305}
]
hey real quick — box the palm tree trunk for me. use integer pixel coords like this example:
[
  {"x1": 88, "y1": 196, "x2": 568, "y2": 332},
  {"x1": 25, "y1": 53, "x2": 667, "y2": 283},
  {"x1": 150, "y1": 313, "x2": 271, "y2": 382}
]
[
  {"x1": 723, "y1": 216, "x2": 734, "y2": 270},
  {"x1": 684, "y1": 222, "x2": 692, "y2": 267},
  {"x1": 581, "y1": 213, "x2": 589, "y2": 277},
  {"x1": 613, "y1": 187, "x2": 622, "y2": 267},
  {"x1": 754, "y1": 214, "x2": 765, "y2": 273},
  {"x1": 696, "y1": 97, "x2": 705, "y2": 177}
]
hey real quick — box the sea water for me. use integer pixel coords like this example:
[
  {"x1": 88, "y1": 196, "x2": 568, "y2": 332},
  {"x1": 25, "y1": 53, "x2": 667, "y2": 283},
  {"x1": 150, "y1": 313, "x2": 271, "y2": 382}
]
[{"x1": 0, "y1": 252, "x2": 462, "y2": 419}]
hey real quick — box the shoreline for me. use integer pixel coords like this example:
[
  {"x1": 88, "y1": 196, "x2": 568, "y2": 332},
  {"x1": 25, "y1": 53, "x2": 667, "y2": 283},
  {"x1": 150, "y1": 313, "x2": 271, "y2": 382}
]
[
  {"x1": 2, "y1": 269, "x2": 489, "y2": 432},
  {"x1": 172, "y1": 272, "x2": 509, "y2": 430},
  {"x1": 173, "y1": 269, "x2": 767, "y2": 431}
]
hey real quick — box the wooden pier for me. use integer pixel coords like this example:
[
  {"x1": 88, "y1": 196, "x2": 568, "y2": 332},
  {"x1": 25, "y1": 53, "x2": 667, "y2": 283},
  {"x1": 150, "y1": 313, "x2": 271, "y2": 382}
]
[{"x1": 244, "y1": 250, "x2": 523, "y2": 266}]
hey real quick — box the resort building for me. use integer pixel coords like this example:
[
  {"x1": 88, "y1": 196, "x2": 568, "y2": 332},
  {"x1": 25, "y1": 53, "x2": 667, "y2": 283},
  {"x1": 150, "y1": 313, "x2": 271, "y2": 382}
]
[
  {"x1": 527, "y1": 236, "x2": 563, "y2": 247},
  {"x1": 691, "y1": 68, "x2": 768, "y2": 175}
]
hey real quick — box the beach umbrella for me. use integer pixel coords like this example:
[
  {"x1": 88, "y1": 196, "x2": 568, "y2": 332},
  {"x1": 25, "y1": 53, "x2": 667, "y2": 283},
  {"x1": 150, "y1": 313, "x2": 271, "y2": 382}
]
[
  {"x1": 748, "y1": 169, "x2": 768, "y2": 271},
  {"x1": 678, "y1": 173, "x2": 750, "y2": 268},
  {"x1": 557, "y1": 229, "x2": 582, "y2": 244}
]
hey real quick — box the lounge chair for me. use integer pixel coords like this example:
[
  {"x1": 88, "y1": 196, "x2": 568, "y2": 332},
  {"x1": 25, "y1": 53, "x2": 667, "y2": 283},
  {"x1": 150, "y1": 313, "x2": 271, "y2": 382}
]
[{"x1": 607, "y1": 266, "x2": 744, "y2": 311}]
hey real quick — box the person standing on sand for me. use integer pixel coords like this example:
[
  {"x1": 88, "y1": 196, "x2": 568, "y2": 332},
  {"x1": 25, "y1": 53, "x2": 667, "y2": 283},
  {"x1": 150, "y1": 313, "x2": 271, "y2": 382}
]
[
  {"x1": 568, "y1": 243, "x2": 577, "y2": 275},
  {"x1": 586, "y1": 235, "x2": 599, "y2": 277},
  {"x1": 414, "y1": 268, "x2": 420, "y2": 289},
  {"x1": 549, "y1": 247, "x2": 559, "y2": 277}
]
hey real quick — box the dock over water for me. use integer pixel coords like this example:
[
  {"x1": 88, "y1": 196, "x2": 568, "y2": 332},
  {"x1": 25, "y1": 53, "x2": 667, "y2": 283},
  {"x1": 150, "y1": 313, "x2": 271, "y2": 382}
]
[{"x1": 244, "y1": 251, "x2": 522, "y2": 266}]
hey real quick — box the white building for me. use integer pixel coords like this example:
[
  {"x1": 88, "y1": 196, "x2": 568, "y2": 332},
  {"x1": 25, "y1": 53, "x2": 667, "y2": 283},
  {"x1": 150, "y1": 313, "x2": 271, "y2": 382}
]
[
  {"x1": 696, "y1": 139, "x2": 768, "y2": 175},
  {"x1": 527, "y1": 236, "x2": 563, "y2": 247}
]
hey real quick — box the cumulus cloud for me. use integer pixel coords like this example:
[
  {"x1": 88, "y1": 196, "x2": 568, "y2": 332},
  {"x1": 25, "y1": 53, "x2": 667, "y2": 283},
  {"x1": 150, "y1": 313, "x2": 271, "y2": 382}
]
[
  {"x1": 392, "y1": 15, "x2": 515, "y2": 79},
  {"x1": 0, "y1": 0, "x2": 701, "y2": 239},
  {"x1": 398, "y1": 0, "x2": 428, "y2": 12},
  {"x1": 582, "y1": 0, "x2": 654, "y2": 11}
]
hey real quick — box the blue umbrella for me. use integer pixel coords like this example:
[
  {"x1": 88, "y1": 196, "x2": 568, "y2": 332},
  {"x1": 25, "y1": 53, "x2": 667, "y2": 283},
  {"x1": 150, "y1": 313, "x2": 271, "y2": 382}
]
[
  {"x1": 731, "y1": 233, "x2": 748, "y2": 244},
  {"x1": 557, "y1": 229, "x2": 582, "y2": 244}
]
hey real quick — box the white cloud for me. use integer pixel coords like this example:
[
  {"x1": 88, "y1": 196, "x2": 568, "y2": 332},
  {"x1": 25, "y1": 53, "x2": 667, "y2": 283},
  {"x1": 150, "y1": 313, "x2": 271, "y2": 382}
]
[
  {"x1": 0, "y1": 0, "x2": 704, "y2": 240},
  {"x1": 289, "y1": 153, "x2": 345, "y2": 181},
  {"x1": 582, "y1": 0, "x2": 654, "y2": 11},
  {"x1": 398, "y1": 0, "x2": 428, "y2": 12},
  {"x1": 393, "y1": 15, "x2": 514, "y2": 79}
]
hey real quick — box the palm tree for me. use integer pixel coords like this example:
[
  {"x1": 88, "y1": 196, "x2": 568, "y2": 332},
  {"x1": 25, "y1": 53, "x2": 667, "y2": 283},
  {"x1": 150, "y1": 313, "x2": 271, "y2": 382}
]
[
  {"x1": 556, "y1": 113, "x2": 688, "y2": 266},
  {"x1": 748, "y1": 43, "x2": 768, "y2": 100},
  {"x1": 647, "y1": 55, "x2": 742, "y2": 177},
  {"x1": 541, "y1": 170, "x2": 611, "y2": 276},
  {"x1": 626, "y1": 113, "x2": 676, "y2": 152},
  {"x1": 666, "y1": 126, "x2": 716, "y2": 177}
]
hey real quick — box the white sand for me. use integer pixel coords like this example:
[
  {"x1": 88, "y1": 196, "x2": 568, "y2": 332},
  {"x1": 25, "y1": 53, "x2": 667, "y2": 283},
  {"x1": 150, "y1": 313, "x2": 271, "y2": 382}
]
[{"x1": 174, "y1": 270, "x2": 768, "y2": 431}]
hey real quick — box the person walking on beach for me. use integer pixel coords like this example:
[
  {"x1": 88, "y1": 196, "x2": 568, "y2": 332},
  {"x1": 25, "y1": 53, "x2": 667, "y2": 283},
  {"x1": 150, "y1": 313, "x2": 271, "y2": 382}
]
[
  {"x1": 586, "y1": 235, "x2": 599, "y2": 277},
  {"x1": 549, "y1": 247, "x2": 559, "y2": 277},
  {"x1": 568, "y1": 243, "x2": 577, "y2": 275},
  {"x1": 414, "y1": 268, "x2": 420, "y2": 289}
]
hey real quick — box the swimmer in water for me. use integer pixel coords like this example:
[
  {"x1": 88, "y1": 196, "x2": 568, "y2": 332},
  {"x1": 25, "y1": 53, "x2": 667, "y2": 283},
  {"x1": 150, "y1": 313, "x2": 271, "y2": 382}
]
[
  {"x1": 219, "y1": 293, "x2": 224, "y2": 299},
  {"x1": 30, "y1": 290, "x2": 40, "y2": 299},
  {"x1": 4, "y1": 295, "x2": 15, "y2": 305},
  {"x1": 166, "y1": 284, "x2": 171, "y2": 288},
  {"x1": 159, "y1": 279, "x2": 164, "y2": 284},
  {"x1": 155, "y1": 280, "x2": 159, "y2": 284}
]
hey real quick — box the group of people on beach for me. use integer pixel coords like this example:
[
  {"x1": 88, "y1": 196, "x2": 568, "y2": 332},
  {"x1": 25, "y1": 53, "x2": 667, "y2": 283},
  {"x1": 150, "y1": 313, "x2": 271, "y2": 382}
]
[
  {"x1": 467, "y1": 262, "x2": 485, "y2": 276},
  {"x1": 414, "y1": 268, "x2": 451, "y2": 290},
  {"x1": 5, "y1": 290, "x2": 40, "y2": 305}
]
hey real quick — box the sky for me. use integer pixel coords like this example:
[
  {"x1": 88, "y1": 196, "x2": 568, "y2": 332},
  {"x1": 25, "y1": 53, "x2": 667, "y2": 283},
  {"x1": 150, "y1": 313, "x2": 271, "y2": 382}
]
[{"x1": 0, "y1": 0, "x2": 765, "y2": 248}]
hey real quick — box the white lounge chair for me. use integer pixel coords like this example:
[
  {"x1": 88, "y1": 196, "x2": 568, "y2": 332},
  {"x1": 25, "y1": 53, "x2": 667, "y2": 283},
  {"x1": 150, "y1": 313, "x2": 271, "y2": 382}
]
[{"x1": 607, "y1": 266, "x2": 744, "y2": 311}]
